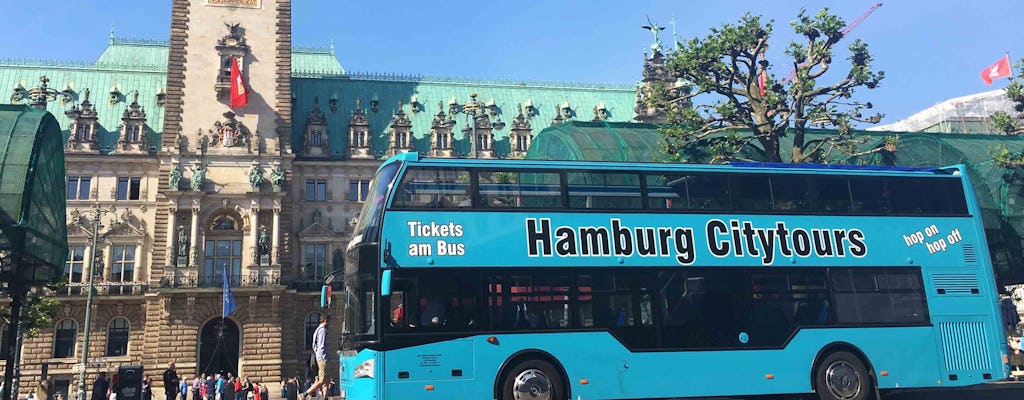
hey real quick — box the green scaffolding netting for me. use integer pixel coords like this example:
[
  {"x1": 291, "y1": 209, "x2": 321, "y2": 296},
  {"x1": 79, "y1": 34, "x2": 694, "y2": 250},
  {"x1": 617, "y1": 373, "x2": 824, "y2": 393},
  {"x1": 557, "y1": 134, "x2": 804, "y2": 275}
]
[
  {"x1": 526, "y1": 121, "x2": 1024, "y2": 284},
  {"x1": 0, "y1": 104, "x2": 68, "y2": 283}
]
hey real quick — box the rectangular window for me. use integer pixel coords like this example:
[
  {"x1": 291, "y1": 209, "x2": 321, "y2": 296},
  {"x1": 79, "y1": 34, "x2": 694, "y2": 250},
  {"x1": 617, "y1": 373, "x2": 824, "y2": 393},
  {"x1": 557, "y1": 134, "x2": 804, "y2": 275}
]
[
  {"x1": 770, "y1": 175, "x2": 811, "y2": 211},
  {"x1": 567, "y1": 171, "x2": 642, "y2": 210},
  {"x1": 391, "y1": 167, "x2": 471, "y2": 208},
  {"x1": 831, "y1": 268, "x2": 928, "y2": 324},
  {"x1": 487, "y1": 274, "x2": 571, "y2": 330},
  {"x1": 303, "y1": 243, "x2": 328, "y2": 279},
  {"x1": 478, "y1": 170, "x2": 562, "y2": 209},
  {"x1": 64, "y1": 245, "x2": 86, "y2": 283},
  {"x1": 111, "y1": 245, "x2": 136, "y2": 282},
  {"x1": 657, "y1": 269, "x2": 748, "y2": 349},
  {"x1": 889, "y1": 177, "x2": 969, "y2": 215},
  {"x1": 385, "y1": 270, "x2": 482, "y2": 332},
  {"x1": 576, "y1": 272, "x2": 655, "y2": 349},
  {"x1": 203, "y1": 239, "x2": 243, "y2": 286},
  {"x1": 306, "y1": 179, "x2": 327, "y2": 202},
  {"x1": 66, "y1": 177, "x2": 91, "y2": 200},
  {"x1": 116, "y1": 177, "x2": 142, "y2": 200},
  {"x1": 748, "y1": 269, "x2": 830, "y2": 346},
  {"x1": 348, "y1": 179, "x2": 370, "y2": 202},
  {"x1": 814, "y1": 176, "x2": 852, "y2": 213}
]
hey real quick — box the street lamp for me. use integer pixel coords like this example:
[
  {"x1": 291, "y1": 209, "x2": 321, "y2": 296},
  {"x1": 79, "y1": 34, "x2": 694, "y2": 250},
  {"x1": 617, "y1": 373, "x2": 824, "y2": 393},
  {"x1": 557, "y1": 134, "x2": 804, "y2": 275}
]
[
  {"x1": 76, "y1": 203, "x2": 114, "y2": 400},
  {"x1": 458, "y1": 94, "x2": 504, "y2": 158}
]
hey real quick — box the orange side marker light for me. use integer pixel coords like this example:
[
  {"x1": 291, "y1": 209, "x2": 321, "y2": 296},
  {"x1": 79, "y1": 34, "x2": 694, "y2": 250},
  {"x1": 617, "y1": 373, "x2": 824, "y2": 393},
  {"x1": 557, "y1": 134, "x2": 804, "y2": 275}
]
[
  {"x1": 579, "y1": 379, "x2": 589, "y2": 385},
  {"x1": 424, "y1": 385, "x2": 434, "y2": 391},
  {"x1": 765, "y1": 374, "x2": 774, "y2": 380},
  {"x1": 881, "y1": 371, "x2": 889, "y2": 377},
  {"x1": 487, "y1": 336, "x2": 499, "y2": 345}
]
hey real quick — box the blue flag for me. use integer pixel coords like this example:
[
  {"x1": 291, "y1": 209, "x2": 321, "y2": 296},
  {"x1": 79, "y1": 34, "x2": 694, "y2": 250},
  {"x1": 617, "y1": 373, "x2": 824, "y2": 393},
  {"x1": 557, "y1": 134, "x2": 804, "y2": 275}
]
[{"x1": 222, "y1": 267, "x2": 236, "y2": 318}]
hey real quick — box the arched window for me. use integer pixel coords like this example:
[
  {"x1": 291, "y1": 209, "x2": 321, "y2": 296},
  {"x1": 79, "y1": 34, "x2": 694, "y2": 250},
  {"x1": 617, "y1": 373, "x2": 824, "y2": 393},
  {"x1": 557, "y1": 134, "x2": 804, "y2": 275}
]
[
  {"x1": 209, "y1": 214, "x2": 239, "y2": 231},
  {"x1": 53, "y1": 319, "x2": 78, "y2": 358},
  {"x1": 304, "y1": 313, "x2": 320, "y2": 350},
  {"x1": 106, "y1": 318, "x2": 130, "y2": 356},
  {"x1": 0, "y1": 323, "x2": 10, "y2": 358}
]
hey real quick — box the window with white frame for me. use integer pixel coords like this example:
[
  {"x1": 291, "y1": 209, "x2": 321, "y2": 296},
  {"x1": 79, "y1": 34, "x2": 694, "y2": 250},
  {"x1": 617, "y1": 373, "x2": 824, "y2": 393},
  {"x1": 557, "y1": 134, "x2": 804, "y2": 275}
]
[
  {"x1": 67, "y1": 177, "x2": 91, "y2": 200},
  {"x1": 348, "y1": 179, "x2": 370, "y2": 202},
  {"x1": 64, "y1": 245, "x2": 86, "y2": 283},
  {"x1": 106, "y1": 317, "x2": 130, "y2": 356},
  {"x1": 53, "y1": 319, "x2": 78, "y2": 358},
  {"x1": 303, "y1": 243, "x2": 327, "y2": 279},
  {"x1": 116, "y1": 177, "x2": 142, "y2": 200},
  {"x1": 111, "y1": 245, "x2": 136, "y2": 282}
]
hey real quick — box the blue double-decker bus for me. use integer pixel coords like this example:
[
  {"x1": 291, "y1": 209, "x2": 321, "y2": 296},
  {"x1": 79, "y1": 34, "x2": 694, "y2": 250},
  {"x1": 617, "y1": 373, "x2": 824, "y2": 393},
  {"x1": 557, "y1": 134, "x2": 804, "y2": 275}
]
[{"x1": 333, "y1": 152, "x2": 1007, "y2": 400}]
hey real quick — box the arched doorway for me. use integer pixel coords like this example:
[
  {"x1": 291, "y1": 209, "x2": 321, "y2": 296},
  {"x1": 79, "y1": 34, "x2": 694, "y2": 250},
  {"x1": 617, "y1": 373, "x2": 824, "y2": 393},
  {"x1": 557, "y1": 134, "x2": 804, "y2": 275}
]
[{"x1": 198, "y1": 318, "x2": 240, "y2": 376}]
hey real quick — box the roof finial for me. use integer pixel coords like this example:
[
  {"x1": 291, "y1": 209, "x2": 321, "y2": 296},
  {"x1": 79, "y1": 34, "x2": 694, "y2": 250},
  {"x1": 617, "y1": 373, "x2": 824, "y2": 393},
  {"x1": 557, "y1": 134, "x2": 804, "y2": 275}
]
[
  {"x1": 109, "y1": 24, "x2": 115, "y2": 44},
  {"x1": 329, "y1": 35, "x2": 335, "y2": 55},
  {"x1": 669, "y1": 16, "x2": 678, "y2": 51}
]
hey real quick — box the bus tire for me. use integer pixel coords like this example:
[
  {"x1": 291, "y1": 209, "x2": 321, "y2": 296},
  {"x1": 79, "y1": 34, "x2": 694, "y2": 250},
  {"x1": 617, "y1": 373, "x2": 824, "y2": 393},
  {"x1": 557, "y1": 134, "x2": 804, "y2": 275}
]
[
  {"x1": 814, "y1": 350, "x2": 873, "y2": 400},
  {"x1": 500, "y1": 359, "x2": 565, "y2": 400}
]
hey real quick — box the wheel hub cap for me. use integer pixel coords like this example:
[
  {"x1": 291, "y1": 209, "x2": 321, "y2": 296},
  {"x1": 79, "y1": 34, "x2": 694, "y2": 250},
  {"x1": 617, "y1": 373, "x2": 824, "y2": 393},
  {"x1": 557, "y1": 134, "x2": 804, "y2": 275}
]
[
  {"x1": 513, "y1": 368, "x2": 552, "y2": 400},
  {"x1": 825, "y1": 360, "x2": 862, "y2": 399}
]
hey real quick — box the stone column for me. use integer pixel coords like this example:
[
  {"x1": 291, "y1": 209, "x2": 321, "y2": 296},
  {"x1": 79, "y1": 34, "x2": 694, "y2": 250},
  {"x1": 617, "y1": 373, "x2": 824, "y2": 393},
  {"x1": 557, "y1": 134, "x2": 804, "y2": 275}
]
[
  {"x1": 272, "y1": 207, "x2": 280, "y2": 265},
  {"x1": 190, "y1": 208, "x2": 200, "y2": 265},
  {"x1": 167, "y1": 207, "x2": 177, "y2": 263},
  {"x1": 250, "y1": 207, "x2": 259, "y2": 265}
]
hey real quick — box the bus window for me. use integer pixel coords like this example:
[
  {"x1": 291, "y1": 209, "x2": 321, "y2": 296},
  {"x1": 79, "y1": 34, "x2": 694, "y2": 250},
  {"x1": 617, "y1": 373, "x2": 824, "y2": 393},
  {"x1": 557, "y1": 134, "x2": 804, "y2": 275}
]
[
  {"x1": 567, "y1": 171, "x2": 642, "y2": 210},
  {"x1": 770, "y1": 175, "x2": 810, "y2": 211},
  {"x1": 391, "y1": 167, "x2": 471, "y2": 208},
  {"x1": 733, "y1": 175, "x2": 772, "y2": 212},
  {"x1": 849, "y1": 177, "x2": 890, "y2": 213},
  {"x1": 386, "y1": 270, "x2": 481, "y2": 331},
  {"x1": 831, "y1": 268, "x2": 928, "y2": 324},
  {"x1": 478, "y1": 170, "x2": 562, "y2": 208},
  {"x1": 687, "y1": 174, "x2": 731, "y2": 210},
  {"x1": 488, "y1": 274, "x2": 570, "y2": 330},
  {"x1": 657, "y1": 270, "x2": 748, "y2": 349},
  {"x1": 645, "y1": 174, "x2": 689, "y2": 209},
  {"x1": 577, "y1": 272, "x2": 655, "y2": 348},
  {"x1": 813, "y1": 176, "x2": 852, "y2": 213},
  {"x1": 890, "y1": 177, "x2": 968, "y2": 215},
  {"x1": 749, "y1": 270, "x2": 829, "y2": 347}
]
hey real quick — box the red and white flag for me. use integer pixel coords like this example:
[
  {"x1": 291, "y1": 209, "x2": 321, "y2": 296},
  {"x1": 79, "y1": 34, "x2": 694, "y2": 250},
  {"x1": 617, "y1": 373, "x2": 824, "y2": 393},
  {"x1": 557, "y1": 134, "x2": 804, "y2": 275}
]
[
  {"x1": 981, "y1": 54, "x2": 1012, "y2": 85},
  {"x1": 230, "y1": 57, "x2": 248, "y2": 108}
]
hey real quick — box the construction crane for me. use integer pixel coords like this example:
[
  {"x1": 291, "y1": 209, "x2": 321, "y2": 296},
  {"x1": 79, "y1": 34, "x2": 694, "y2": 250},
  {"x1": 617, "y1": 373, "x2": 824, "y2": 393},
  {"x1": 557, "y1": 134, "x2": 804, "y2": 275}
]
[{"x1": 780, "y1": 2, "x2": 883, "y2": 84}]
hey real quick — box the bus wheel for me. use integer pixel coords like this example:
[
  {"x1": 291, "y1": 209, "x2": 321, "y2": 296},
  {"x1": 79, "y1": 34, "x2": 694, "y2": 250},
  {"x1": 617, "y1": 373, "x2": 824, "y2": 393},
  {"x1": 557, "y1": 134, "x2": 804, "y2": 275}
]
[
  {"x1": 501, "y1": 359, "x2": 564, "y2": 400},
  {"x1": 814, "y1": 351, "x2": 873, "y2": 400}
]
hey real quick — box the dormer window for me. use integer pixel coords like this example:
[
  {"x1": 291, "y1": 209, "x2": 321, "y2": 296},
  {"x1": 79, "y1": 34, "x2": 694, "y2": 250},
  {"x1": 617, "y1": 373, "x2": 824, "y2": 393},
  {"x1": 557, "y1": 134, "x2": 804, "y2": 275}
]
[
  {"x1": 348, "y1": 98, "x2": 373, "y2": 159},
  {"x1": 65, "y1": 88, "x2": 99, "y2": 151},
  {"x1": 304, "y1": 97, "x2": 329, "y2": 156},
  {"x1": 119, "y1": 91, "x2": 148, "y2": 151},
  {"x1": 310, "y1": 128, "x2": 324, "y2": 147}
]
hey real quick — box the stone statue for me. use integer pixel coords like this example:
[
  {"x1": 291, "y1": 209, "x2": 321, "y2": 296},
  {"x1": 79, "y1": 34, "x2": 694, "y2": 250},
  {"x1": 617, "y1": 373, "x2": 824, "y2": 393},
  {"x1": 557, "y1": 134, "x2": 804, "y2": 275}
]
[
  {"x1": 169, "y1": 165, "x2": 182, "y2": 190},
  {"x1": 258, "y1": 225, "x2": 270, "y2": 261},
  {"x1": 270, "y1": 165, "x2": 285, "y2": 191},
  {"x1": 190, "y1": 164, "x2": 206, "y2": 191},
  {"x1": 176, "y1": 225, "x2": 188, "y2": 259},
  {"x1": 248, "y1": 164, "x2": 265, "y2": 191}
]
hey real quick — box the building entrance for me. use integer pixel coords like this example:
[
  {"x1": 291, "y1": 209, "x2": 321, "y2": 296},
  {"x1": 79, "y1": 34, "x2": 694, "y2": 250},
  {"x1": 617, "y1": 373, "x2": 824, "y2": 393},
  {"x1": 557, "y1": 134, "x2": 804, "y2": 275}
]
[{"x1": 198, "y1": 318, "x2": 239, "y2": 377}]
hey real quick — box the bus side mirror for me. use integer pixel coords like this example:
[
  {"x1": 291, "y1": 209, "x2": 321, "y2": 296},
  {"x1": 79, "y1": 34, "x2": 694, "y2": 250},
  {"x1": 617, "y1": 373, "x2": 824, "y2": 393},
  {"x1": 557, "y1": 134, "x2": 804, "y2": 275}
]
[
  {"x1": 381, "y1": 269, "x2": 393, "y2": 296},
  {"x1": 320, "y1": 285, "x2": 332, "y2": 308}
]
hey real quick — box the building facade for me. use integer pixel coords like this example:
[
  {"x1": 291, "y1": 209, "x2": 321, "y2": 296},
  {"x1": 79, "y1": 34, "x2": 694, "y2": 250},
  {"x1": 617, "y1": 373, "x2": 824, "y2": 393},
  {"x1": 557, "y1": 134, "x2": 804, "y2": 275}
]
[{"x1": 0, "y1": 0, "x2": 639, "y2": 396}]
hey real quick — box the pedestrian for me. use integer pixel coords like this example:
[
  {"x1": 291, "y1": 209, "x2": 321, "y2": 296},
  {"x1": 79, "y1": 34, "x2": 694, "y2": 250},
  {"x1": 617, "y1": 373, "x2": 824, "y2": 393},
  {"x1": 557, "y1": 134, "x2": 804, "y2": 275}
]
[
  {"x1": 141, "y1": 378, "x2": 152, "y2": 400},
  {"x1": 284, "y1": 379, "x2": 297, "y2": 400},
  {"x1": 91, "y1": 372, "x2": 110, "y2": 400},
  {"x1": 222, "y1": 378, "x2": 234, "y2": 400},
  {"x1": 191, "y1": 375, "x2": 201, "y2": 400},
  {"x1": 251, "y1": 383, "x2": 261, "y2": 400},
  {"x1": 178, "y1": 376, "x2": 189, "y2": 400},
  {"x1": 240, "y1": 379, "x2": 251, "y2": 400},
  {"x1": 258, "y1": 385, "x2": 267, "y2": 400},
  {"x1": 203, "y1": 376, "x2": 215, "y2": 400},
  {"x1": 37, "y1": 378, "x2": 52, "y2": 400},
  {"x1": 232, "y1": 378, "x2": 242, "y2": 400},
  {"x1": 162, "y1": 363, "x2": 179, "y2": 400},
  {"x1": 302, "y1": 315, "x2": 329, "y2": 400}
]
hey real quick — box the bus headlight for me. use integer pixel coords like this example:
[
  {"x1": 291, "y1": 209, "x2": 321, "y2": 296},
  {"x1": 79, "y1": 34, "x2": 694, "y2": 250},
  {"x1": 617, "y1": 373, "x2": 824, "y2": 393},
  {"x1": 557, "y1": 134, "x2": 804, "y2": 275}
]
[{"x1": 353, "y1": 359, "x2": 375, "y2": 379}]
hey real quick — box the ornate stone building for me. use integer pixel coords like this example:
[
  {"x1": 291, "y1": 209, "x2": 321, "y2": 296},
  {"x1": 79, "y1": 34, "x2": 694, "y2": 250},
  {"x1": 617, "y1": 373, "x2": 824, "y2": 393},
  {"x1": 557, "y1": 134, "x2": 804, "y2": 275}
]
[{"x1": 0, "y1": 0, "x2": 637, "y2": 396}]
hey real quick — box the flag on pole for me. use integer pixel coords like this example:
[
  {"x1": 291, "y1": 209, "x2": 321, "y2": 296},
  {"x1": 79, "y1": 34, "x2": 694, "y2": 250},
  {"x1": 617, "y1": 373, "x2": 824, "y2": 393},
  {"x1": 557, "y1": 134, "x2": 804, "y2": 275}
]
[
  {"x1": 230, "y1": 57, "x2": 248, "y2": 108},
  {"x1": 222, "y1": 267, "x2": 236, "y2": 318},
  {"x1": 981, "y1": 54, "x2": 1012, "y2": 85}
]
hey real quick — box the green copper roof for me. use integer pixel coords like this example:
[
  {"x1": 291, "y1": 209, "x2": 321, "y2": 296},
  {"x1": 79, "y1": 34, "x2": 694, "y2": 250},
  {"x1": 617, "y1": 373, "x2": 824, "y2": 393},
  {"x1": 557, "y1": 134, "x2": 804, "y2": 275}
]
[
  {"x1": 292, "y1": 46, "x2": 345, "y2": 75},
  {"x1": 290, "y1": 74, "x2": 637, "y2": 158},
  {"x1": 96, "y1": 37, "x2": 170, "y2": 71},
  {"x1": 0, "y1": 105, "x2": 67, "y2": 278}
]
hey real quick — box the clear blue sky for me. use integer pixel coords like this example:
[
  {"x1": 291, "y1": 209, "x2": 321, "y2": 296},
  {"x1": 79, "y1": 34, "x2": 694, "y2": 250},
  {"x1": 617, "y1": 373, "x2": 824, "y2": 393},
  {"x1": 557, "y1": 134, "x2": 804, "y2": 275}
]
[{"x1": 0, "y1": 0, "x2": 1020, "y2": 124}]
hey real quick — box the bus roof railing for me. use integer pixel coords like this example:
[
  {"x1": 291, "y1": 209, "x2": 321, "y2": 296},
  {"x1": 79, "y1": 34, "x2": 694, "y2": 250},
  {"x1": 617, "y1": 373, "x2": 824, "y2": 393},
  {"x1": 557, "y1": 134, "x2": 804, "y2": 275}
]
[{"x1": 728, "y1": 162, "x2": 946, "y2": 173}]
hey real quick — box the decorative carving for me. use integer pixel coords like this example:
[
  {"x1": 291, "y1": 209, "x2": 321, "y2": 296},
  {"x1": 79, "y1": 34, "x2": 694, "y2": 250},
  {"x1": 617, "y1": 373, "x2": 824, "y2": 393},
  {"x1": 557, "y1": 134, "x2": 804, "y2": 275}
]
[
  {"x1": 27, "y1": 76, "x2": 59, "y2": 109},
  {"x1": 429, "y1": 101, "x2": 456, "y2": 158},
  {"x1": 60, "y1": 82, "x2": 76, "y2": 105},
  {"x1": 551, "y1": 104, "x2": 565, "y2": 126},
  {"x1": 216, "y1": 23, "x2": 250, "y2": 92},
  {"x1": 248, "y1": 164, "x2": 264, "y2": 191},
  {"x1": 348, "y1": 98, "x2": 373, "y2": 159},
  {"x1": 593, "y1": 101, "x2": 609, "y2": 121},
  {"x1": 119, "y1": 91, "x2": 148, "y2": 151},
  {"x1": 106, "y1": 209, "x2": 147, "y2": 237},
  {"x1": 328, "y1": 95, "x2": 338, "y2": 113},
  {"x1": 510, "y1": 104, "x2": 533, "y2": 157},
  {"x1": 387, "y1": 101, "x2": 413, "y2": 156},
  {"x1": 304, "y1": 96, "x2": 329, "y2": 155},
  {"x1": 258, "y1": 225, "x2": 270, "y2": 265},
  {"x1": 209, "y1": 111, "x2": 251, "y2": 148},
  {"x1": 176, "y1": 225, "x2": 189, "y2": 260},
  {"x1": 10, "y1": 81, "x2": 27, "y2": 104},
  {"x1": 65, "y1": 88, "x2": 99, "y2": 150},
  {"x1": 189, "y1": 163, "x2": 207, "y2": 191}
]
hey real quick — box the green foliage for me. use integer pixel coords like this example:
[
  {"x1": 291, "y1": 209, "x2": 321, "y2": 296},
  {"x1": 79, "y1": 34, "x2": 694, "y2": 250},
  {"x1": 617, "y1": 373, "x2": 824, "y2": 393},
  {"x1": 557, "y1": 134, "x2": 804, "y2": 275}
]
[
  {"x1": 992, "y1": 144, "x2": 1024, "y2": 169},
  {"x1": 652, "y1": 8, "x2": 885, "y2": 163},
  {"x1": 1, "y1": 281, "x2": 65, "y2": 339}
]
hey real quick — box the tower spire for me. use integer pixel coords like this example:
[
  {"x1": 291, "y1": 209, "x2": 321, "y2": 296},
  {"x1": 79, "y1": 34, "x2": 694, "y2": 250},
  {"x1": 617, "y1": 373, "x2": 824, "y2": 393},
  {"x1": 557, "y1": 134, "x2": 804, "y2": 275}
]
[{"x1": 109, "y1": 24, "x2": 115, "y2": 44}]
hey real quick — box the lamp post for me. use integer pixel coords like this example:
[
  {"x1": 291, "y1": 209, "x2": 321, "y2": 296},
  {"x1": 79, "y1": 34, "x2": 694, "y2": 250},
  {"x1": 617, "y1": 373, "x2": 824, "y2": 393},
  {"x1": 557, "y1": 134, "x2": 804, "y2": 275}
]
[
  {"x1": 77, "y1": 203, "x2": 114, "y2": 400},
  {"x1": 458, "y1": 94, "x2": 504, "y2": 159}
]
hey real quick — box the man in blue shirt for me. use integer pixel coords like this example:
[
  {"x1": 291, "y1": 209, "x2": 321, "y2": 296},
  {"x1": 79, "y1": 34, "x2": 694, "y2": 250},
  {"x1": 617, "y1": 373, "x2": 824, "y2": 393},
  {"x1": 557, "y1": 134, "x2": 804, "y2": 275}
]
[{"x1": 302, "y1": 315, "x2": 329, "y2": 400}]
